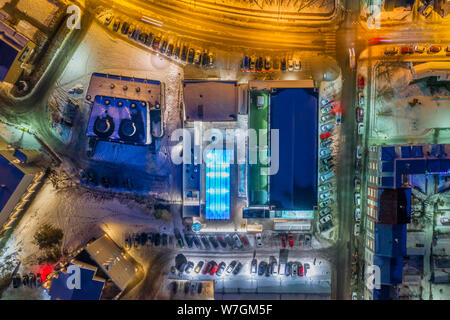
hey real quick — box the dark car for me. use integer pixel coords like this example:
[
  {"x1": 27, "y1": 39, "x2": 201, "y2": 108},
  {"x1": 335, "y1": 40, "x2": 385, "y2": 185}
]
[
  {"x1": 159, "y1": 40, "x2": 167, "y2": 53},
  {"x1": 249, "y1": 56, "x2": 256, "y2": 71},
  {"x1": 202, "y1": 261, "x2": 213, "y2": 275},
  {"x1": 242, "y1": 56, "x2": 249, "y2": 70},
  {"x1": 184, "y1": 234, "x2": 193, "y2": 248},
  {"x1": 145, "y1": 33, "x2": 154, "y2": 47},
  {"x1": 187, "y1": 48, "x2": 195, "y2": 64},
  {"x1": 166, "y1": 43, "x2": 174, "y2": 57},
  {"x1": 184, "y1": 282, "x2": 190, "y2": 294},
  {"x1": 152, "y1": 37, "x2": 161, "y2": 51},
  {"x1": 226, "y1": 260, "x2": 237, "y2": 273},
  {"x1": 171, "y1": 281, "x2": 178, "y2": 295},
  {"x1": 154, "y1": 233, "x2": 161, "y2": 246},
  {"x1": 202, "y1": 52, "x2": 209, "y2": 68},
  {"x1": 201, "y1": 235, "x2": 211, "y2": 249},
  {"x1": 138, "y1": 32, "x2": 148, "y2": 44},
  {"x1": 224, "y1": 235, "x2": 234, "y2": 248},
  {"x1": 256, "y1": 57, "x2": 263, "y2": 71},
  {"x1": 208, "y1": 236, "x2": 219, "y2": 249},
  {"x1": 113, "y1": 20, "x2": 121, "y2": 32},
  {"x1": 285, "y1": 263, "x2": 292, "y2": 276},
  {"x1": 216, "y1": 235, "x2": 227, "y2": 248},
  {"x1": 216, "y1": 262, "x2": 226, "y2": 276},
  {"x1": 233, "y1": 262, "x2": 243, "y2": 275},
  {"x1": 240, "y1": 234, "x2": 250, "y2": 247},
  {"x1": 173, "y1": 46, "x2": 181, "y2": 59},
  {"x1": 140, "y1": 232, "x2": 148, "y2": 245},
  {"x1": 12, "y1": 275, "x2": 21, "y2": 288},
  {"x1": 185, "y1": 261, "x2": 194, "y2": 274},
  {"x1": 120, "y1": 22, "x2": 130, "y2": 34},
  {"x1": 193, "y1": 236, "x2": 202, "y2": 249},
  {"x1": 162, "y1": 233, "x2": 168, "y2": 246},
  {"x1": 281, "y1": 58, "x2": 287, "y2": 71},
  {"x1": 197, "y1": 282, "x2": 203, "y2": 294},
  {"x1": 265, "y1": 263, "x2": 271, "y2": 277},
  {"x1": 258, "y1": 261, "x2": 267, "y2": 276},
  {"x1": 181, "y1": 46, "x2": 188, "y2": 62},
  {"x1": 174, "y1": 228, "x2": 184, "y2": 248},
  {"x1": 127, "y1": 25, "x2": 136, "y2": 38}
]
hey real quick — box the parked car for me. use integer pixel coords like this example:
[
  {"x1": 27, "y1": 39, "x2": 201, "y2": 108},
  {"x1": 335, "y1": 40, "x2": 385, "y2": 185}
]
[
  {"x1": 414, "y1": 45, "x2": 425, "y2": 53},
  {"x1": 145, "y1": 33, "x2": 154, "y2": 47},
  {"x1": 384, "y1": 46, "x2": 398, "y2": 55},
  {"x1": 422, "y1": 5, "x2": 433, "y2": 18},
  {"x1": 112, "y1": 20, "x2": 121, "y2": 32},
  {"x1": 258, "y1": 261, "x2": 267, "y2": 276},
  {"x1": 281, "y1": 58, "x2": 287, "y2": 71},
  {"x1": 358, "y1": 123, "x2": 364, "y2": 135},
  {"x1": 354, "y1": 192, "x2": 361, "y2": 206},
  {"x1": 321, "y1": 114, "x2": 333, "y2": 123},
  {"x1": 354, "y1": 223, "x2": 360, "y2": 237},
  {"x1": 321, "y1": 163, "x2": 335, "y2": 173},
  {"x1": 201, "y1": 51, "x2": 209, "y2": 68},
  {"x1": 294, "y1": 60, "x2": 301, "y2": 71},
  {"x1": 320, "y1": 170, "x2": 335, "y2": 182},
  {"x1": 272, "y1": 57, "x2": 280, "y2": 70},
  {"x1": 320, "y1": 124, "x2": 334, "y2": 133},
  {"x1": 242, "y1": 56, "x2": 250, "y2": 70},
  {"x1": 358, "y1": 75, "x2": 365, "y2": 89},
  {"x1": 319, "y1": 191, "x2": 332, "y2": 200},
  {"x1": 318, "y1": 183, "x2": 332, "y2": 193},
  {"x1": 335, "y1": 112, "x2": 342, "y2": 125},
  {"x1": 217, "y1": 235, "x2": 227, "y2": 248},
  {"x1": 320, "y1": 148, "x2": 332, "y2": 158},
  {"x1": 185, "y1": 261, "x2": 194, "y2": 274},
  {"x1": 305, "y1": 235, "x2": 311, "y2": 247},
  {"x1": 354, "y1": 177, "x2": 361, "y2": 190},
  {"x1": 320, "y1": 214, "x2": 332, "y2": 224},
  {"x1": 138, "y1": 32, "x2": 148, "y2": 44},
  {"x1": 159, "y1": 40, "x2": 167, "y2": 53},
  {"x1": 152, "y1": 37, "x2": 161, "y2": 51},
  {"x1": 225, "y1": 235, "x2": 234, "y2": 248},
  {"x1": 181, "y1": 46, "x2": 188, "y2": 61},
  {"x1": 240, "y1": 234, "x2": 250, "y2": 247},
  {"x1": 264, "y1": 57, "x2": 271, "y2": 70},
  {"x1": 120, "y1": 22, "x2": 130, "y2": 34},
  {"x1": 356, "y1": 145, "x2": 363, "y2": 159},
  {"x1": 201, "y1": 235, "x2": 210, "y2": 249},
  {"x1": 298, "y1": 263, "x2": 304, "y2": 277},
  {"x1": 251, "y1": 258, "x2": 258, "y2": 274},
  {"x1": 288, "y1": 234, "x2": 294, "y2": 248},
  {"x1": 320, "y1": 132, "x2": 331, "y2": 140},
  {"x1": 320, "y1": 199, "x2": 333, "y2": 208},
  {"x1": 321, "y1": 104, "x2": 333, "y2": 114},
  {"x1": 233, "y1": 233, "x2": 243, "y2": 249},
  {"x1": 208, "y1": 236, "x2": 219, "y2": 249},
  {"x1": 288, "y1": 59, "x2": 294, "y2": 72},
  {"x1": 226, "y1": 261, "x2": 237, "y2": 273},
  {"x1": 255, "y1": 233, "x2": 263, "y2": 247},
  {"x1": 250, "y1": 56, "x2": 256, "y2": 71},
  {"x1": 232, "y1": 262, "x2": 243, "y2": 275},
  {"x1": 209, "y1": 262, "x2": 219, "y2": 276},
  {"x1": 216, "y1": 262, "x2": 226, "y2": 276},
  {"x1": 281, "y1": 235, "x2": 287, "y2": 248},
  {"x1": 173, "y1": 46, "x2": 181, "y2": 59},
  {"x1": 194, "y1": 50, "x2": 202, "y2": 65},
  {"x1": 166, "y1": 43, "x2": 174, "y2": 57},
  {"x1": 321, "y1": 140, "x2": 332, "y2": 149},
  {"x1": 320, "y1": 207, "x2": 331, "y2": 217},
  {"x1": 321, "y1": 97, "x2": 335, "y2": 106},
  {"x1": 322, "y1": 155, "x2": 333, "y2": 165},
  {"x1": 195, "y1": 261, "x2": 204, "y2": 273},
  {"x1": 446, "y1": 45, "x2": 450, "y2": 53},
  {"x1": 291, "y1": 262, "x2": 298, "y2": 277},
  {"x1": 428, "y1": 45, "x2": 441, "y2": 53},
  {"x1": 355, "y1": 208, "x2": 361, "y2": 222},
  {"x1": 184, "y1": 282, "x2": 190, "y2": 294},
  {"x1": 202, "y1": 261, "x2": 213, "y2": 275},
  {"x1": 193, "y1": 236, "x2": 202, "y2": 249},
  {"x1": 285, "y1": 262, "x2": 291, "y2": 276},
  {"x1": 187, "y1": 48, "x2": 195, "y2": 64},
  {"x1": 358, "y1": 92, "x2": 364, "y2": 106},
  {"x1": 440, "y1": 217, "x2": 450, "y2": 225},
  {"x1": 401, "y1": 46, "x2": 414, "y2": 54},
  {"x1": 356, "y1": 107, "x2": 364, "y2": 122}
]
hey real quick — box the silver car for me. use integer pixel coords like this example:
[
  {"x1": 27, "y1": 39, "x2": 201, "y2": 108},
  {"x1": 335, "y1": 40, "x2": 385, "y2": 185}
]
[
  {"x1": 319, "y1": 214, "x2": 332, "y2": 224},
  {"x1": 320, "y1": 123, "x2": 334, "y2": 133}
]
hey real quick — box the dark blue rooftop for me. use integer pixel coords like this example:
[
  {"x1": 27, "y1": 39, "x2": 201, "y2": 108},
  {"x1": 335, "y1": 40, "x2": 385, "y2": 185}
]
[
  {"x1": 374, "y1": 224, "x2": 407, "y2": 257},
  {"x1": 49, "y1": 264, "x2": 104, "y2": 300},
  {"x1": 269, "y1": 88, "x2": 318, "y2": 210},
  {"x1": 0, "y1": 154, "x2": 24, "y2": 212},
  {"x1": 0, "y1": 39, "x2": 18, "y2": 82}
]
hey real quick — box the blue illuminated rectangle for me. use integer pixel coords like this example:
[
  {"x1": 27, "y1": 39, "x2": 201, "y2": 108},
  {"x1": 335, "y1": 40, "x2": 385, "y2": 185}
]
[{"x1": 205, "y1": 149, "x2": 233, "y2": 220}]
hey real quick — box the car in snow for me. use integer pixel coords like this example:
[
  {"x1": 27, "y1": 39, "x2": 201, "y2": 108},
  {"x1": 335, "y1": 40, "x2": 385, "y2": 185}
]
[
  {"x1": 319, "y1": 191, "x2": 332, "y2": 200},
  {"x1": 298, "y1": 263, "x2": 304, "y2": 277},
  {"x1": 251, "y1": 259, "x2": 258, "y2": 274},
  {"x1": 354, "y1": 193, "x2": 361, "y2": 206},
  {"x1": 320, "y1": 214, "x2": 332, "y2": 224},
  {"x1": 281, "y1": 235, "x2": 287, "y2": 248},
  {"x1": 355, "y1": 208, "x2": 361, "y2": 222},
  {"x1": 321, "y1": 140, "x2": 332, "y2": 149},
  {"x1": 356, "y1": 145, "x2": 363, "y2": 159},
  {"x1": 255, "y1": 233, "x2": 263, "y2": 247},
  {"x1": 354, "y1": 177, "x2": 361, "y2": 190},
  {"x1": 216, "y1": 262, "x2": 226, "y2": 276},
  {"x1": 288, "y1": 59, "x2": 294, "y2": 71},
  {"x1": 321, "y1": 104, "x2": 334, "y2": 114},
  {"x1": 320, "y1": 199, "x2": 333, "y2": 208},
  {"x1": 319, "y1": 183, "x2": 332, "y2": 193},
  {"x1": 321, "y1": 113, "x2": 334, "y2": 123},
  {"x1": 428, "y1": 45, "x2": 441, "y2": 53},
  {"x1": 359, "y1": 92, "x2": 364, "y2": 106},
  {"x1": 354, "y1": 223, "x2": 360, "y2": 237},
  {"x1": 288, "y1": 234, "x2": 294, "y2": 247},
  {"x1": 320, "y1": 170, "x2": 335, "y2": 183},
  {"x1": 414, "y1": 45, "x2": 425, "y2": 53},
  {"x1": 384, "y1": 46, "x2": 398, "y2": 55},
  {"x1": 258, "y1": 261, "x2": 267, "y2": 276},
  {"x1": 226, "y1": 260, "x2": 237, "y2": 273},
  {"x1": 358, "y1": 123, "x2": 364, "y2": 135},
  {"x1": 358, "y1": 75, "x2": 365, "y2": 89},
  {"x1": 291, "y1": 262, "x2": 298, "y2": 277},
  {"x1": 232, "y1": 234, "x2": 243, "y2": 249},
  {"x1": 320, "y1": 148, "x2": 332, "y2": 158},
  {"x1": 233, "y1": 262, "x2": 243, "y2": 275},
  {"x1": 335, "y1": 112, "x2": 342, "y2": 125},
  {"x1": 320, "y1": 132, "x2": 331, "y2": 140},
  {"x1": 185, "y1": 261, "x2": 194, "y2": 274},
  {"x1": 320, "y1": 207, "x2": 331, "y2": 217},
  {"x1": 209, "y1": 262, "x2": 219, "y2": 276},
  {"x1": 202, "y1": 261, "x2": 214, "y2": 275},
  {"x1": 195, "y1": 261, "x2": 204, "y2": 273},
  {"x1": 356, "y1": 107, "x2": 364, "y2": 122},
  {"x1": 320, "y1": 123, "x2": 334, "y2": 133},
  {"x1": 294, "y1": 60, "x2": 301, "y2": 71}
]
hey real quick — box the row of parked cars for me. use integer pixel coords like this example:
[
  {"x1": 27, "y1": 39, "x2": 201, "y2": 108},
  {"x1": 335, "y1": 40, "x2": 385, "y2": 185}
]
[
  {"x1": 280, "y1": 233, "x2": 311, "y2": 248},
  {"x1": 179, "y1": 231, "x2": 253, "y2": 250},
  {"x1": 102, "y1": 13, "x2": 215, "y2": 68},
  {"x1": 318, "y1": 96, "x2": 339, "y2": 232},
  {"x1": 170, "y1": 281, "x2": 203, "y2": 295},
  {"x1": 125, "y1": 232, "x2": 172, "y2": 248},
  {"x1": 251, "y1": 257, "x2": 310, "y2": 277},
  {"x1": 385, "y1": 45, "x2": 450, "y2": 56},
  {"x1": 12, "y1": 273, "x2": 42, "y2": 288},
  {"x1": 241, "y1": 56, "x2": 301, "y2": 72},
  {"x1": 178, "y1": 260, "x2": 244, "y2": 277}
]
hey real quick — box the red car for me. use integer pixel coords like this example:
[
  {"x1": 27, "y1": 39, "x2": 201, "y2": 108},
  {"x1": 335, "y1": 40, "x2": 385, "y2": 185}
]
[
  {"x1": 298, "y1": 263, "x2": 304, "y2": 277},
  {"x1": 209, "y1": 262, "x2": 219, "y2": 276},
  {"x1": 320, "y1": 132, "x2": 331, "y2": 140},
  {"x1": 358, "y1": 75, "x2": 365, "y2": 89},
  {"x1": 281, "y1": 235, "x2": 286, "y2": 248},
  {"x1": 288, "y1": 234, "x2": 294, "y2": 248},
  {"x1": 428, "y1": 45, "x2": 441, "y2": 53},
  {"x1": 401, "y1": 46, "x2": 413, "y2": 54},
  {"x1": 202, "y1": 262, "x2": 213, "y2": 275}
]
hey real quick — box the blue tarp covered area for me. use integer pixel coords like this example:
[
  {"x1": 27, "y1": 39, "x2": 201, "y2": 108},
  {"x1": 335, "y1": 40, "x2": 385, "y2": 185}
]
[
  {"x1": 49, "y1": 264, "x2": 105, "y2": 300},
  {"x1": 0, "y1": 154, "x2": 24, "y2": 212},
  {"x1": 0, "y1": 39, "x2": 18, "y2": 82},
  {"x1": 269, "y1": 88, "x2": 318, "y2": 210}
]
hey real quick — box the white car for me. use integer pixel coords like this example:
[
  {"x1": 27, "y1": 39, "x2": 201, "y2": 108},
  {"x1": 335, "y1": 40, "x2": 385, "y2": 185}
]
[
  {"x1": 356, "y1": 145, "x2": 362, "y2": 159},
  {"x1": 335, "y1": 112, "x2": 342, "y2": 125},
  {"x1": 414, "y1": 45, "x2": 425, "y2": 53},
  {"x1": 288, "y1": 60, "x2": 294, "y2": 71},
  {"x1": 352, "y1": 292, "x2": 358, "y2": 300},
  {"x1": 354, "y1": 223, "x2": 360, "y2": 237},
  {"x1": 358, "y1": 92, "x2": 364, "y2": 106},
  {"x1": 320, "y1": 123, "x2": 334, "y2": 133},
  {"x1": 320, "y1": 214, "x2": 332, "y2": 224},
  {"x1": 294, "y1": 60, "x2": 301, "y2": 71},
  {"x1": 355, "y1": 208, "x2": 361, "y2": 222},
  {"x1": 320, "y1": 148, "x2": 332, "y2": 158},
  {"x1": 319, "y1": 191, "x2": 332, "y2": 200},
  {"x1": 255, "y1": 233, "x2": 263, "y2": 247},
  {"x1": 354, "y1": 193, "x2": 361, "y2": 206},
  {"x1": 319, "y1": 183, "x2": 332, "y2": 193},
  {"x1": 348, "y1": 47, "x2": 356, "y2": 69},
  {"x1": 358, "y1": 123, "x2": 364, "y2": 135},
  {"x1": 321, "y1": 104, "x2": 333, "y2": 114}
]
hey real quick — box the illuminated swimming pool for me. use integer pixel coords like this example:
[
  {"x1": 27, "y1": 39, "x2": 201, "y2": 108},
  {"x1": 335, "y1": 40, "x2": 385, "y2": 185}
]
[{"x1": 205, "y1": 149, "x2": 233, "y2": 220}]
